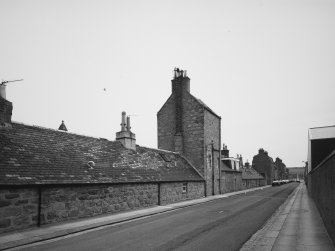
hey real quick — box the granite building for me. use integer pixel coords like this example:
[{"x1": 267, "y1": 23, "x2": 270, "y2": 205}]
[
  {"x1": 0, "y1": 84, "x2": 205, "y2": 234},
  {"x1": 252, "y1": 148, "x2": 275, "y2": 185},
  {"x1": 157, "y1": 68, "x2": 221, "y2": 196}
]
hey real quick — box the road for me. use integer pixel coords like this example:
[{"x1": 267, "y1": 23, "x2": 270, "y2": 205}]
[{"x1": 18, "y1": 183, "x2": 298, "y2": 251}]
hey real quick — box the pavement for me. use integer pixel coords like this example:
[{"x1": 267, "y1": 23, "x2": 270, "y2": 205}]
[
  {"x1": 240, "y1": 182, "x2": 335, "y2": 251},
  {"x1": 0, "y1": 183, "x2": 333, "y2": 251}
]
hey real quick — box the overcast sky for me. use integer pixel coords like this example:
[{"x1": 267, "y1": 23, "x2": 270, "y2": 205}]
[{"x1": 1, "y1": 0, "x2": 334, "y2": 167}]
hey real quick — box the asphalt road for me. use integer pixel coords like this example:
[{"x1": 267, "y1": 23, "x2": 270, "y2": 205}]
[{"x1": 19, "y1": 183, "x2": 298, "y2": 251}]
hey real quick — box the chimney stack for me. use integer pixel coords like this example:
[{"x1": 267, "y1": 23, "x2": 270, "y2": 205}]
[
  {"x1": 116, "y1": 111, "x2": 136, "y2": 150},
  {"x1": 0, "y1": 84, "x2": 13, "y2": 128},
  {"x1": 245, "y1": 161, "x2": 250, "y2": 168},
  {"x1": 171, "y1": 68, "x2": 190, "y2": 153},
  {"x1": 221, "y1": 144, "x2": 229, "y2": 158},
  {"x1": 0, "y1": 84, "x2": 7, "y2": 100}
]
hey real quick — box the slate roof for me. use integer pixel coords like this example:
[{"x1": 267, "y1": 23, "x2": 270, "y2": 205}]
[
  {"x1": 221, "y1": 163, "x2": 241, "y2": 172},
  {"x1": 241, "y1": 167, "x2": 264, "y2": 180},
  {"x1": 157, "y1": 92, "x2": 221, "y2": 119},
  {"x1": 194, "y1": 97, "x2": 221, "y2": 119},
  {"x1": 0, "y1": 122, "x2": 204, "y2": 185}
]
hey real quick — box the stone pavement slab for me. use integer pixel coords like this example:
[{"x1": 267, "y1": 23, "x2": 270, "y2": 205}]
[{"x1": 240, "y1": 183, "x2": 335, "y2": 251}]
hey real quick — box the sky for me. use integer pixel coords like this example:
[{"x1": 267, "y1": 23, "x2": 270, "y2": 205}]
[{"x1": 1, "y1": 0, "x2": 334, "y2": 167}]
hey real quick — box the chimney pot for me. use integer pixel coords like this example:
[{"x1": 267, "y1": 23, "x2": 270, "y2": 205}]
[
  {"x1": 116, "y1": 111, "x2": 136, "y2": 150},
  {"x1": 121, "y1": 111, "x2": 127, "y2": 131},
  {"x1": 126, "y1": 116, "x2": 131, "y2": 131}
]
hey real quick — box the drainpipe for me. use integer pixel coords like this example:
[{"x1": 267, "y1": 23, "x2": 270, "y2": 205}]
[
  {"x1": 157, "y1": 183, "x2": 161, "y2": 205},
  {"x1": 212, "y1": 142, "x2": 215, "y2": 196},
  {"x1": 219, "y1": 118, "x2": 221, "y2": 194},
  {"x1": 37, "y1": 186, "x2": 42, "y2": 227}
]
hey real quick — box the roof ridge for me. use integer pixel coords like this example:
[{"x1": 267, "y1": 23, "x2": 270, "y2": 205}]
[
  {"x1": 186, "y1": 92, "x2": 221, "y2": 119},
  {"x1": 11, "y1": 121, "x2": 114, "y2": 142},
  {"x1": 139, "y1": 145, "x2": 179, "y2": 154}
]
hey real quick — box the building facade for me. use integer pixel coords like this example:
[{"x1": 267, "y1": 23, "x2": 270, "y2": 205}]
[
  {"x1": 0, "y1": 88, "x2": 205, "y2": 234},
  {"x1": 157, "y1": 69, "x2": 221, "y2": 196},
  {"x1": 252, "y1": 148, "x2": 275, "y2": 185},
  {"x1": 274, "y1": 157, "x2": 288, "y2": 180}
]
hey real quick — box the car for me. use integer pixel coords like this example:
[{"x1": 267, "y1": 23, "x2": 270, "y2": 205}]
[{"x1": 272, "y1": 180, "x2": 281, "y2": 186}]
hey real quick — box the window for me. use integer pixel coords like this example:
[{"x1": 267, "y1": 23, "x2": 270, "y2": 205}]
[
  {"x1": 182, "y1": 183, "x2": 188, "y2": 193},
  {"x1": 159, "y1": 153, "x2": 171, "y2": 162}
]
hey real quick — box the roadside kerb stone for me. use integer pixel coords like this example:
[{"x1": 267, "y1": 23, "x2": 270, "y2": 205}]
[
  {"x1": 0, "y1": 185, "x2": 270, "y2": 250},
  {"x1": 240, "y1": 183, "x2": 301, "y2": 251}
]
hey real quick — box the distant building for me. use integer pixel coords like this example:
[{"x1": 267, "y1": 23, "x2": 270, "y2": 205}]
[
  {"x1": 287, "y1": 167, "x2": 304, "y2": 180},
  {"x1": 241, "y1": 162, "x2": 265, "y2": 189},
  {"x1": 274, "y1": 157, "x2": 288, "y2": 180},
  {"x1": 252, "y1": 148, "x2": 275, "y2": 185},
  {"x1": 157, "y1": 68, "x2": 221, "y2": 196}
]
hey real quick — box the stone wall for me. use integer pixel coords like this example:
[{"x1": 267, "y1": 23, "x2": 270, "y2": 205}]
[
  {"x1": 0, "y1": 181, "x2": 205, "y2": 234},
  {"x1": 242, "y1": 179, "x2": 265, "y2": 190},
  {"x1": 220, "y1": 171, "x2": 242, "y2": 194},
  {"x1": 181, "y1": 92, "x2": 205, "y2": 176},
  {"x1": 309, "y1": 152, "x2": 335, "y2": 245},
  {"x1": 41, "y1": 183, "x2": 158, "y2": 225},
  {"x1": 204, "y1": 110, "x2": 220, "y2": 195},
  {"x1": 0, "y1": 188, "x2": 38, "y2": 233},
  {"x1": 160, "y1": 182, "x2": 205, "y2": 205},
  {"x1": 157, "y1": 95, "x2": 176, "y2": 152}
]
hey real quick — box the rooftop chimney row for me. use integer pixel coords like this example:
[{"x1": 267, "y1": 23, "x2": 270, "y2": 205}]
[{"x1": 116, "y1": 111, "x2": 136, "y2": 150}]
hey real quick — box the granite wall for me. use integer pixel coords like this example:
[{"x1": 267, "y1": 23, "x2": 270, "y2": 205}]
[{"x1": 0, "y1": 181, "x2": 205, "y2": 234}]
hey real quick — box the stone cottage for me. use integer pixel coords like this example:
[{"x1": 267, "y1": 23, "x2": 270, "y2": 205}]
[
  {"x1": 157, "y1": 68, "x2": 221, "y2": 196},
  {"x1": 0, "y1": 88, "x2": 205, "y2": 234},
  {"x1": 241, "y1": 162, "x2": 266, "y2": 189}
]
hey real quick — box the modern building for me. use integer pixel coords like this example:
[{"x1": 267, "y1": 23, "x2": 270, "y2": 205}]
[
  {"x1": 307, "y1": 125, "x2": 335, "y2": 245},
  {"x1": 308, "y1": 125, "x2": 335, "y2": 172}
]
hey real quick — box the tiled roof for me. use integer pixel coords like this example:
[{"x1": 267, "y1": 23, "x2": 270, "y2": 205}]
[
  {"x1": 241, "y1": 167, "x2": 264, "y2": 180},
  {"x1": 0, "y1": 123, "x2": 204, "y2": 185}
]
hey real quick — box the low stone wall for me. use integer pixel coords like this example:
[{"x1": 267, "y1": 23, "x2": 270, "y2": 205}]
[
  {"x1": 0, "y1": 188, "x2": 38, "y2": 233},
  {"x1": 242, "y1": 179, "x2": 265, "y2": 190},
  {"x1": 41, "y1": 183, "x2": 158, "y2": 225},
  {"x1": 0, "y1": 181, "x2": 205, "y2": 234},
  {"x1": 220, "y1": 171, "x2": 242, "y2": 194},
  {"x1": 160, "y1": 182, "x2": 204, "y2": 205},
  {"x1": 309, "y1": 152, "x2": 335, "y2": 245}
]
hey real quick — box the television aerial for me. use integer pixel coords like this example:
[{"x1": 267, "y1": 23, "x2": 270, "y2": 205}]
[
  {"x1": 0, "y1": 79, "x2": 23, "y2": 99},
  {"x1": 0, "y1": 79, "x2": 24, "y2": 86}
]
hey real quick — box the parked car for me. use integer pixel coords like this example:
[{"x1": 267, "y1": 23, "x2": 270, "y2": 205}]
[{"x1": 272, "y1": 180, "x2": 281, "y2": 186}]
